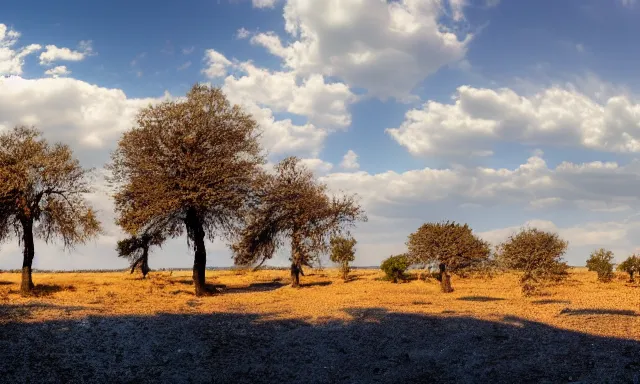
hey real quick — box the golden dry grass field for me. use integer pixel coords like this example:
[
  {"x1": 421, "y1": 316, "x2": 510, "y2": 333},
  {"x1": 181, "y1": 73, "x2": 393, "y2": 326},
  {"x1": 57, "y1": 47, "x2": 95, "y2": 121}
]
[{"x1": 1, "y1": 267, "x2": 639, "y2": 383}]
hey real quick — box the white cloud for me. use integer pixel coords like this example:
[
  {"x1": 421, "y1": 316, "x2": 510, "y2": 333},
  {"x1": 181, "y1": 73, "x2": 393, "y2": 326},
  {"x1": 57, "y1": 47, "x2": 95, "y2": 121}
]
[
  {"x1": 0, "y1": 24, "x2": 42, "y2": 75},
  {"x1": 388, "y1": 85, "x2": 640, "y2": 157},
  {"x1": 448, "y1": 0, "x2": 467, "y2": 21},
  {"x1": 182, "y1": 46, "x2": 195, "y2": 55},
  {"x1": 39, "y1": 41, "x2": 93, "y2": 65},
  {"x1": 252, "y1": 0, "x2": 278, "y2": 8},
  {"x1": 0, "y1": 76, "x2": 166, "y2": 158},
  {"x1": 300, "y1": 158, "x2": 333, "y2": 174},
  {"x1": 44, "y1": 65, "x2": 70, "y2": 77},
  {"x1": 237, "y1": 101, "x2": 327, "y2": 157},
  {"x1": 251, "y1": 0, "x2": 471, "y2": 99},
  {"x1": 223, "y1": 61, "x2": 355, "y2": 129},
  {"x1": 202, "y1": 48, "x2": 232, "y2": 78},
  {"x1": 340, "y1": 149, "x2": 359, "y2": 170},
  {"x1": 576, "y1": 43, "x2": 585, "y2": 53},
  {"x1": 320, "y1": 152, "x2": 640, "y2": 220},
  {"x1": 236, "y1": 28, "x2": 251, "y2": 39},
  {"x1": 478, "y1": 220, "x2": 640, "y2": 247}
]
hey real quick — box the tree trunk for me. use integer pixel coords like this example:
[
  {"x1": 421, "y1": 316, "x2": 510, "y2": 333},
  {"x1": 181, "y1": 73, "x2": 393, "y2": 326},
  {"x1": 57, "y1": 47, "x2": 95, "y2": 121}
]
[
  {"x1": 630, "y1": 271, "x2": 635, "y2": 283},
  {"x1": 141, "y1": 247, "x2": 150, "y2": 278},
  {"x1": 342, "y1": 263, "x2": 349, "y2": 281},
  {"x1": 439, "y1": 263, "x2": 453, "y2": 293},
  {"x1": 290, "y1": 232, "x2": 303, "y2": 288},
  {"x1": 20, "y1": 219, "x2": 35, "y2": 294},
  {"x1": 291, "y1": 261, "x2": 301, "y2": 288},
  {"x1": 186, "y1": 208, "x2": 208, "y2": 296}
]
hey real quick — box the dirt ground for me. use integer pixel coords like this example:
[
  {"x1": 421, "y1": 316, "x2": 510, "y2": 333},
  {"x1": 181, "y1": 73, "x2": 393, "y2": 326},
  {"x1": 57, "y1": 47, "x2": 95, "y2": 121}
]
[{"x1": 1, "y1": 267, "x2": 639, "y2": 383}]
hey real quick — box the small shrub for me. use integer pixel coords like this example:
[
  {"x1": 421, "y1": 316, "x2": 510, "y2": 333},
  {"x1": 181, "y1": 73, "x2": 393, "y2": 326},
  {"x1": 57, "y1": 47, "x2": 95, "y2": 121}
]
[
  {"x1": 380, "y1": 254, "x2": 410, "y2": 283},
  {"x1": 586, "y1": 248, "x2": 615, "y2": 282},
  {"x1": 329, "y1": 236, "x2": 357, "y2": 281}
]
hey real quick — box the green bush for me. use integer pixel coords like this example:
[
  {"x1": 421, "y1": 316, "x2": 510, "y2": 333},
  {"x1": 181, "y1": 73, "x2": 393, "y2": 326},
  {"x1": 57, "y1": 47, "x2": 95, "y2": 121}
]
[
  {"x1": 329, "y1": 236, "x2": 357, "y2": 281},
  {"x1": 380, "y1": 254, "x2": 410, "y2": 283},
  {"x1": 617, "y1": 255, "x2": 640, "y2": 282},
  {"x1": 586, "y1": 248, "x2": 615, "y2": 282},
  {"x1": 496, "y1": 227, "x2": 569, "y2": 296}
]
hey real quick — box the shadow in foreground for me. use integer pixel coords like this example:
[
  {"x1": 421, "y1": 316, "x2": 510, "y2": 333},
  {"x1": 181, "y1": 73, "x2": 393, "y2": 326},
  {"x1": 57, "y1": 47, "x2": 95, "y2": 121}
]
[{"x1": 1, "y1": 305, "x2": 639, "y2": 383}]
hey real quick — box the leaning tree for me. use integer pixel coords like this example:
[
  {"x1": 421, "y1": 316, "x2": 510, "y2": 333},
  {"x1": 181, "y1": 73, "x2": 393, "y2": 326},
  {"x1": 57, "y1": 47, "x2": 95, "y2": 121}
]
[
  {"x1": 406, "y1": 220, "x2": 491, "y2": 293},
  {"x1": 108, "y1": 84, "x2": 266, "y2": 296},
  {"x1": 231, "y1": 157, "x2": 367, "y2": 287},
  {"x1": 0, "y1": 126, "x2": 102, "y2": 293},
  {"x1": 116, "y1": 221, "x2": 166, "y2": 278}
]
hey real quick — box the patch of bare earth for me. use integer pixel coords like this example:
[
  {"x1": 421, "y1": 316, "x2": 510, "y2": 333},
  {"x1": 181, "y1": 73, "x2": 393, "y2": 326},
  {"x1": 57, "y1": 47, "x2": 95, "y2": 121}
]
[{"x1": 0, "y1": 268, "x2": 639, "y2": 383}]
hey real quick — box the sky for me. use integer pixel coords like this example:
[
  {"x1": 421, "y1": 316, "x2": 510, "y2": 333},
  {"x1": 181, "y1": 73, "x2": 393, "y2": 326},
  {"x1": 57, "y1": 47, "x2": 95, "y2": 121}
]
[{"x1": 2, "y1": 0, "x2": 640, "y2": 270}]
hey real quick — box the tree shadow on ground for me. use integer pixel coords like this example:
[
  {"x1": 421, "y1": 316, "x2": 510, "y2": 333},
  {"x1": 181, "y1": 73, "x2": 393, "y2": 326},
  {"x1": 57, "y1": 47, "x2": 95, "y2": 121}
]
[
  {"x1": 531, "y1": 299, "x2": 571, "y2": 305},
  {"x1": 0, "y1": 281, "x2": 13, "y2": 285},
  {"x1": 0, "y1": 306, "x2": 639, "y2": 383},
  {"x1": 457, "y1": 296, "x2": 505, "y2": 302},
  {"x1": 28, "y1": 284, "x2": 76, "y2": 297},
  {"x1": 300, "y1": 281, "x2": 332, "y2": 288},
  {"x1": 224, "y1": 281, "x2": 287, "y2": 294},
  {"x1": 559, "y1": 308, "x2": 638, "y2": 317}
]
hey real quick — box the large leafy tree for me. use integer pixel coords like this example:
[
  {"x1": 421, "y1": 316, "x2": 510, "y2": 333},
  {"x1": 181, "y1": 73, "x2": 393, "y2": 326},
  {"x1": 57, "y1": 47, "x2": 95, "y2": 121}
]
[
  {"x1": 108, "y1": 84, "x2": 266, "y2": 296},
  {"x1": 496, "y1": 227, "x2": 569, "y2": 295},
  {"x1": 407, "y1": 221, "x2": 490, "y2": 293},
  {"x1": 0, "y1": 126, "x2": 101, "y2": 293},
  {"x1": 232, "y1": 157, "x2": 367, "y2": 287}
]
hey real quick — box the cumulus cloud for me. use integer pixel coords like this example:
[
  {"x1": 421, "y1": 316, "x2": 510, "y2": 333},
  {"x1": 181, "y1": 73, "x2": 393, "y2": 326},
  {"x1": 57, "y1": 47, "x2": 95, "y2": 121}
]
[
  {"x1": 202, "y1": 48, "x2": 232, "y2": 78},
  {"x1": 39, "y1": 41, "x2": 93, "y2": 65},
  {"x1": 321, "y1": 153, "x2": 640, "y2": 219},
  {"x1": 388, "y1": 85, "x2": 640, "y2": 157},
  {"x1": 0, "y1": 24, "x2": 42, "y2": 75},
  {"x1": 251, "y1": 0, "x2": 471, "y2": 99},
  {"x1": 340, "y1": 150, "x2": 359, "y2": 170},
  {"x1": 0, "y1": 76, "x2": 166, "y2": 163},
  {"x1": 44, "y1": 65, "x2": 70, "y2": 77},
  {"x1": 223, "y1": 61, "x2": 355, "y2": 129}
]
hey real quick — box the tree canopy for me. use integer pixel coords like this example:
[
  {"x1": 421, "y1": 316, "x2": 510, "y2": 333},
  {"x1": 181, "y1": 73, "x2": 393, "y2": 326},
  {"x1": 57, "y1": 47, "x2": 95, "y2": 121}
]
[
  {"x1": 586, "y1": 248, "x2": 615, "y2": 282},
  {"x1": 496, "y1": 227, "x2": 569, "y2": 295},
  {"x1": 231, "y1": 156, "x2": 366, "y2": 287},
  {"x1": 0, "y1": 126, "x2": 101, "y2": 293},
  {"x1": 329, "y1": 236, "x2": 357, "y2": 280},
  {"x1": 407, "y1": 220, "x2": 490, "y2": 292},
  {"x1": 380, "y1": 254, "x2": 410, "y2": 283},
  {"x1": 108, "y1": 84, "x2": 266, "y2": 295},
  {"x1": 617, "y1": 255, "x2": 640, "y2": 282}
]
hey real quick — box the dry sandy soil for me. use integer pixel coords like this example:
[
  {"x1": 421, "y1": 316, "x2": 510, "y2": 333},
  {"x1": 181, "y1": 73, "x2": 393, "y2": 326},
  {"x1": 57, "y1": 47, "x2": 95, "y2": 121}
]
[{"x1": 1, "y1": 267, "x2": 639, "y2": 383}]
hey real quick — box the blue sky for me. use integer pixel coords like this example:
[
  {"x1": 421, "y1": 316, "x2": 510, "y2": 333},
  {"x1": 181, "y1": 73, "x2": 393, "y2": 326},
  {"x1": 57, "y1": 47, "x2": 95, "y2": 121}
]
[{"x1": 3, "y1": 0, "x2": 640, "y2": 270}]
